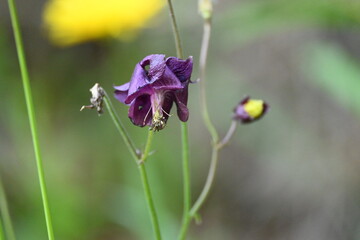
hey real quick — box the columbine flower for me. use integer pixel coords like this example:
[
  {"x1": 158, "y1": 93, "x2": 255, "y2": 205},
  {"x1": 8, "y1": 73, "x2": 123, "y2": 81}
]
[
  {"x1": 234, "y1": 96, "x2": 269, "y2": 123},
  {"x1": 43, "y1": 0, "x2": 165, "y2": 46},
  {"x1": 114, "y1": 54, "x2": 193, "y2": 131}
]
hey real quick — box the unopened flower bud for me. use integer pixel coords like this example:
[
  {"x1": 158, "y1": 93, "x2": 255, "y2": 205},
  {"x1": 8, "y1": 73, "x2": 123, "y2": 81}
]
[
  {"x1": 234, "y1": 96, "x2": 269, "y2": 123},
  {"x1": 199, "y1": 0, "x2": 213, "y2": 20},
  {"x1": 80, "y1": 83, "x2": 105, "y2": 114}
]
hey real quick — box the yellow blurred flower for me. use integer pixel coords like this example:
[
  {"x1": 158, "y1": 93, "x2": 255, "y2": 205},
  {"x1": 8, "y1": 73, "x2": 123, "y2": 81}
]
[{"x1": 43, "y1": 0, "x2": 165, "y2": 46}]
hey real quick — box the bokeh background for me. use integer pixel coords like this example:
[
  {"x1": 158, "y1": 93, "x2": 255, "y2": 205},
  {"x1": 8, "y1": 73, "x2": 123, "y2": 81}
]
[{"x1": 1, "y1": 0, "x2": 360, "y2": 239}]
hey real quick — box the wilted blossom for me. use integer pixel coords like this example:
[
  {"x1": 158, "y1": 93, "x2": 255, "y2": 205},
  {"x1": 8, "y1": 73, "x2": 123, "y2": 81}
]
[
  {"x1": 80, "y1": 83, "x2": 105, "y2": 114},
  {"x1": 114, "y1": 54, "x2": 193, "y2": 131},
  {"x1": 234, "y1": 96, "x2": 269, "y2": 124}
]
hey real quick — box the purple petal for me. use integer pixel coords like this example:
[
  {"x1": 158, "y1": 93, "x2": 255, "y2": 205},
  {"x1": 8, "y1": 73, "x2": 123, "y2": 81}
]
[
  {"x1": 174, "y1": 84, "x2": 189, "y2": 122},
  {"x1": 161, "y1": 93, "x2": 175, "y2": 121},
  {"x1": 151, "y1": 66, "x2": 182, "y2": 90},
  {"x1": 140, "y1": 54, "x2": 166, "y2": 83},
  {"x1": 114, "y1": 82, "x2": 130, "y2": 104},
  {"x1": 166, "y1": 56, "x2": 193, "y2": 82},
  {"x1": 127, "y1": 63, "x2": 150, "y2": 98},
  {"x1": 128, "y1": 94, "x2": 152, "y2": 127}
]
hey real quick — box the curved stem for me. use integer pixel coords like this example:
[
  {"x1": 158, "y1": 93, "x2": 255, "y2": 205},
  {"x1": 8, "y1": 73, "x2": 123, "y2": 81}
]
[
  {"x1": 103, "y1": 96, "x2": 161, "y2": 240},
  {"x1": 199, "y1": 20, "x2": 218, "y2": 143},
  {"x1": 0, "y1": 177, "x2": 16, "y2": 240},
  {"x1": 217, "y1": 121, "x2": 238, "y2": 149},
  {"x1": 190, "y1": 147, "x2": 218, "y2": 216},
  {"x1": 6, "y1": 0, "x2": 55, "y2": 239}
]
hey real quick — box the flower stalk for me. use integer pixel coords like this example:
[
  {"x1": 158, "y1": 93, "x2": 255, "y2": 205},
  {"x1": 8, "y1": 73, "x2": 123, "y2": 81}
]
[
  {"x1": 102, "y1": 93, "x2": 162, "y2": 240},
  {"x1": 6, "y1": 0, "x2": 55, "y2": 239},
  {"x1": 165, "y1": 1, "x2": 192, "y2": 239},
  {"x1": 167, "y1": 0, "x2": 184, "y2": 59}
]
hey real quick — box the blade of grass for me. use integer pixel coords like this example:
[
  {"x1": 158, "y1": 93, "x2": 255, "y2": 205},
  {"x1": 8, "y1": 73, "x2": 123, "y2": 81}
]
[{"x1": 6, "y1": 0, "x2": 55, "y2": 239}]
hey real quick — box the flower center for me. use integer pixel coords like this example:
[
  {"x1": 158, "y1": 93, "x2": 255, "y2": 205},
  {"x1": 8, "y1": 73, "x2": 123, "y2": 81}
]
[
  {"x1": 150, "y1": 91, "x2": 167, "y2": 131},
  {"x1": 244, "y1": 99, "x2": 264, "y2": 118}
]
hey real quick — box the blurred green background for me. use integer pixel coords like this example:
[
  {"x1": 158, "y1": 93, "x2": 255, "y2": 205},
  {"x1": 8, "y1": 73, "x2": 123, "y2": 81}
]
[{"x1": 1, "y1": 0, "x2": 360, "y2": 239}]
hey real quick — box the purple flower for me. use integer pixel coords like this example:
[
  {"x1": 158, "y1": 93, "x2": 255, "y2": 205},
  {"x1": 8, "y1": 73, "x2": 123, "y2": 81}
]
[
  {"x1": 234, "y1": 96, "x2": 269, "y2": 124},
  {"x1": 114, "y1": 54, "x2": 193, "y2": 131}
]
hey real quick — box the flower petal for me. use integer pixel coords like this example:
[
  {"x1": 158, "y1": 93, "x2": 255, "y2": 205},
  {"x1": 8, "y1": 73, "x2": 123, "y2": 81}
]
[
  {"x1": 161, "y1": 93, "x2": 175, "y2": 121},
  {"x1": 124, "y1": 63, "x2": 156, "y2": 104},
  {"x1": 114, "y1": 82, "x2": 130, "y2": 103},
  {"x1": 152, "y1": 66, "x2": 183, "y2": 90},
  {"x1": 166, "y1": 56, "x2": 193, "y2": 82},
  {"x1": 174, "y1": 84, "x2": 189, "y2": 122},
  {"x1": 140, "y1": 54, "x2": 166, "y2": 83},
  {"x1": 128, "y1": 94, "x2": 152, "y2": 127}
]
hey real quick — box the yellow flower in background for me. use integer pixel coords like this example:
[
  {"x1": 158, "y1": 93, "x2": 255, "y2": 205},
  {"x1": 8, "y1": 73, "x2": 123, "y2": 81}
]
[{"x1": 43, "y1": 0, "x2": 165, "y2": 46}]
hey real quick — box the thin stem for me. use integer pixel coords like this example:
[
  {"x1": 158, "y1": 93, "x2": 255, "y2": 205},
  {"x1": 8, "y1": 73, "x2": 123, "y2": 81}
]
[
  {"x1": 138, "y1": 131, "x2": 162, "y2": 240},
  {"x1": 140, "y1": 131, "x2": 154, "y2": 162},
  {"x1": 165, "y1": 1, "x2": 192, "y2": 239},
  {"x1": 177, "y1": 122, "x2": 191, "y2": 240},
  {"x1": 103, "y1": 96, "x2": 162, "y2": 240},
  {"x1": 178, "y1": 16, "x2": 222, "y2": 237},
  {"x1": 138, "y1": 166, "x2": 161, "y2": 240},
  {"x1": 199, "y1": 20, "x2": 218, "y2": 143},
  {"x1": 6, "y1": 0, "x2": 55, "y2": 239},
  {"x1": 217, "y1": 121, "x2": 238, "y2": 149},
  {"x1": 0, "y1": 177, "x2": 16, "y2": 240},
  {"x1": 166, "y1": 0, "x2": 184, "y2": 59},
  {"x1": 103, "y1": 94, "x2": 139, "y2": 162},
  {"x1": 190, "y1": 146, "x2": 218, "y2": 217}
]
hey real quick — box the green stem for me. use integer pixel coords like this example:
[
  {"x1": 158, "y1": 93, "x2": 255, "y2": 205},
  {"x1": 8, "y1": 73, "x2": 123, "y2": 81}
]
[
  {"x1": 165, "y1": 1, "x2": 192, "y2": 239},
  {"x1": 189, "y1": 146, "x2": 218, "y2": 216},
  {"x1": 177, "y1": 123, "x2": 191, "y2": 240},
  {"x1": 103, "y1": 94, "x2": 139, "y2": 162},
  {"x1": 199, "y1": 20, "x2": 218, "y2": 143},
  {"x1": 0, "y1": 177, "x2": 16, "y2": 240},
  {"x1": 140, "y1": 131, "x2": 154, "y2": 163},
  {"x1": 103, "y1": 95, "x2": 162, "y2": 240},
  {"x1": 166, "y1": 0, "x2": 184, "y2": 59},
  {"x1": 138, "y1": 131, "x2": 161, "y2": 240},
  {"x1": 6, "y1": 0, "x2": 55, "y2": 239}
]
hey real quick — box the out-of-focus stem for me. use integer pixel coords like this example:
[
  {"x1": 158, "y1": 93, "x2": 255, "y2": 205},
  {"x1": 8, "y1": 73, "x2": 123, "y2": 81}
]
[
  {"x1": 217, "y1": 121, "x2": 238, "y2": 149},
  {"x1": 190, "y1": 146, "x2": 218, "y2": 216},
  {"x1": 7, "y1": 0, "x2": 55, "y2": 239},
  {"x1": 103, "y1": 95, "x2": 161, "y2": 240},
  {"x1": 0, "y1": 177, "x2": 16, "y2": 240},
  {"x1": 199, "y1": 19, "x2": 218, "y2": 144},
  {"x1": 0, "y1": 218, "x2": 4, "y2": 240}
]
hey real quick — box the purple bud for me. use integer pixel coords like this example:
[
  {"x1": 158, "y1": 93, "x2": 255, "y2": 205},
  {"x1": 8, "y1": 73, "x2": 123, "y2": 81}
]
[
  {"x1": 234, "y1": 96, "x2": 269, "y2": 124},
  {"x1": 114, "y1": 54, "x2": 193, "y2": 131}
]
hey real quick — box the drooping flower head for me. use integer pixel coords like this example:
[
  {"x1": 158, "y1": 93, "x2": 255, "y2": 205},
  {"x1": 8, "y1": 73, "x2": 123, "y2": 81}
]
[
  {"x1": 234, "y1": 96, "x2": 269, "y2": 124},
  {"x1": 43, "y1": 0, "x2": 165, "y2": 46},
  {"x1": 114, "y1": 54, "x2": 193, "y2": 131}
]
